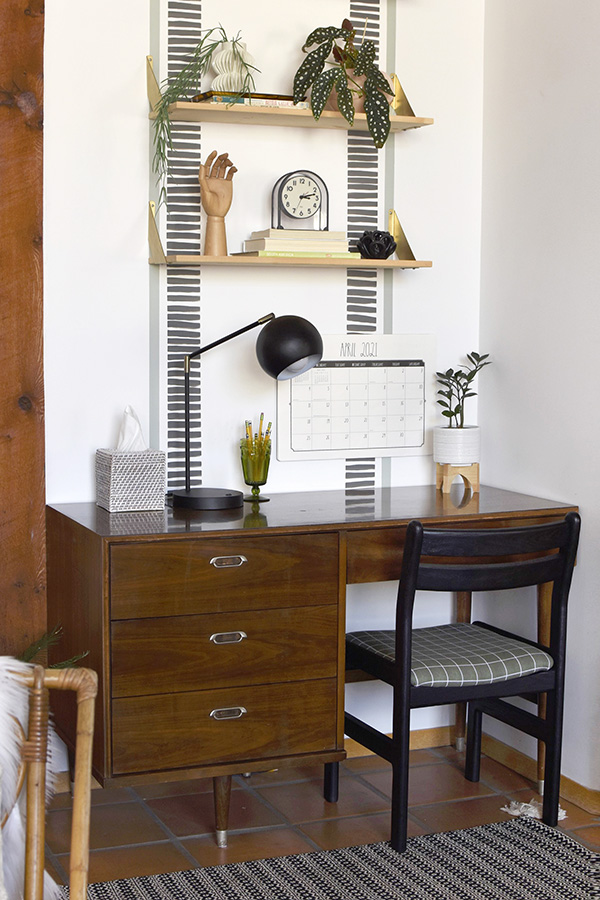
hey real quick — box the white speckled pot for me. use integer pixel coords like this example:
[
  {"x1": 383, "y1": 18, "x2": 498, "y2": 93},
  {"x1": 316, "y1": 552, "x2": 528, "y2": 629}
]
[{"x1": 433, "y1": 426, "x2": 480, "y2": 465}]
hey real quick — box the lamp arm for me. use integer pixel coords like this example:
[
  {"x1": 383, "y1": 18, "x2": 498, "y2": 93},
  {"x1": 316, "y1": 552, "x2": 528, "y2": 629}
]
[
  {"x1": 187, "y1": 312, "x2": 275, "y2": 364},
  {"x1": 183, "y1": 312, "x2": 275, "y2": 492}
]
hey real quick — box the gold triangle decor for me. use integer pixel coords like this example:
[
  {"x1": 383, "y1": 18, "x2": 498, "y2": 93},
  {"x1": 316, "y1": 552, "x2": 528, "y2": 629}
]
[{"x1": 388, "y1": 209, "x2": 416, "y2": 261}]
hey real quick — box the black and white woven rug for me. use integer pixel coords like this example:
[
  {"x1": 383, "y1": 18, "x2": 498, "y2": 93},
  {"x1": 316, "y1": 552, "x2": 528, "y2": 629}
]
[{"x1": 79, "y1": 819, "x2": 596, "y2": 900}]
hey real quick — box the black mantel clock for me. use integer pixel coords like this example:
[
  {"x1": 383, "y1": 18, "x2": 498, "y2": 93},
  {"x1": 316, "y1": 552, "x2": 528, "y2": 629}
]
[{"x1": 271, "y1": 170, "x2": 329, "y2": 230}]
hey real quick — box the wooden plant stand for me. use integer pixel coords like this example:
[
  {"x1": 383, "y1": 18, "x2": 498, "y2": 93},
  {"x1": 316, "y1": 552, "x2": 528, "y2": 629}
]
[{"x1": 436, "y1": 462, "x2": 480, "y2": 494}]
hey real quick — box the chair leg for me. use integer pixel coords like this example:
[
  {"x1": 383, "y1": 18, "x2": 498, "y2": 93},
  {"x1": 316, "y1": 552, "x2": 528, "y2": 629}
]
[
  {"x1": 541, "y1": 692, "x2": 563, "y2": 826},
  {"x1": 323, "y1": 761, "x2": 339, "y2": 802},
  {"x1": 465, "y1": 702, "x2": 482, "y2": 783},
  {"x1": 389, "y1": 696, "x2": 411, "y2": 853}
]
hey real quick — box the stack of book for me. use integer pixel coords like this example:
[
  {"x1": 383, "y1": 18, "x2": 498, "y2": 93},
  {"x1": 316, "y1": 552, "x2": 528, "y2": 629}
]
[
  {"x1": 191, "y1": 91, "x2": 310, "y2": 109},
  {"x1": 234, "y1": 229, "x2": 353, "y2": 259}
]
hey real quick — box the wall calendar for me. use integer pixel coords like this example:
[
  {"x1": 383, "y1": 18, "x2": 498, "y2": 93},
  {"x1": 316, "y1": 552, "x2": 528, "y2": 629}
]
[{"x1": 277, "y1": 334, "x2": 436, "y2": 461}]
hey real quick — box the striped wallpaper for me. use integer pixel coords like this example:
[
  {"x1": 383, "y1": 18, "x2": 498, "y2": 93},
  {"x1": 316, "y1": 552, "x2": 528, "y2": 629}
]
[{"x1": 165, "y1": 0, "x2": 383, "y2": 495}]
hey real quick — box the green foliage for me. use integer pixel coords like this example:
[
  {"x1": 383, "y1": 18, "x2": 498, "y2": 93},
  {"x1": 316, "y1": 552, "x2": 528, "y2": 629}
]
[
  {"x1": 18, "y1": 624, "x2": 89, "y2": 668},
  {"x1": 293, "y1": 19, "x2": 393, "y2": 148},
  {"x1": 435, "y1": 352, "x2": 491, "y2": 428},
  {"x1": 152, "y1": 26, "x2": 258, "y2": 207}
]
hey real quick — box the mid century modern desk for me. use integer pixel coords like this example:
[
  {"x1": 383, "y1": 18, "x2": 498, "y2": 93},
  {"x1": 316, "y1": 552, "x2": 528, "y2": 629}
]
[{"x1": 46, "y1": 485, "x2": 577, "y2": 843}]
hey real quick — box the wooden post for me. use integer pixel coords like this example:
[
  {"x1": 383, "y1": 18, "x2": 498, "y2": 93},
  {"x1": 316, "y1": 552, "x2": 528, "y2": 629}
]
[
  {"x1": 0, "y1": 1, "x2": 46, "y2": 654},
  {"x1": 454, "y1": 591, "x2": 472, "y2": 751}
]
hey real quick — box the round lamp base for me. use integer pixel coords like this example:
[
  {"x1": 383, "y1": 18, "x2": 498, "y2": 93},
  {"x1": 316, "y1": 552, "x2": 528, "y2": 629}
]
[{"x1": 171, "y1": 488, "x2": 244, "y2": 510}]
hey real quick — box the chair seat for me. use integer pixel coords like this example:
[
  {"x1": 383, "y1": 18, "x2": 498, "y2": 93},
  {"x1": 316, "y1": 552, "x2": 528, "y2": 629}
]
[{"x1": 346, "y1": 623, "x2": 554, "y2": 687}]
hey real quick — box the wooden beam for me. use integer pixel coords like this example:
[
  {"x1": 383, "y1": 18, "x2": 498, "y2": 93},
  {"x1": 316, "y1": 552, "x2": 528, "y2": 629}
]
[{"x1": 0, "y1": 0, "x2": 46, "y2": 653}]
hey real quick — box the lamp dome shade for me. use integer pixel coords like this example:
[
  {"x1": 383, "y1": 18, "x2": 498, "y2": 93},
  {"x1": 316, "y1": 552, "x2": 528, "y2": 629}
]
[{"x1": 255, "y1": 315, "x2": 323, "y2": 381}]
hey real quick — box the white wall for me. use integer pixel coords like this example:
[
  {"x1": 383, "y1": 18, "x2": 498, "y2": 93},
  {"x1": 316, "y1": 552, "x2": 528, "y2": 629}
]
[
  {"x1": 44, "y1": 0, "x2": 151, "y2": 501},
  {"x1": 480, "y1": 1, "x2": 600, "y2": 790}
]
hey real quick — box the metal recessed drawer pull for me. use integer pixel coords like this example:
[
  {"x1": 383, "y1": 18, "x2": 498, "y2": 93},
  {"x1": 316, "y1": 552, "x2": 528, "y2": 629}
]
[
  {"x1": 209, "y1": 555, "x2": 248, "y2": 568},
  {"x1": 209, "y1": 631, "x2": 247, "y2": 644},
  {"x1": 209, "y1": 706, "x2": 247, "y2": 720}
]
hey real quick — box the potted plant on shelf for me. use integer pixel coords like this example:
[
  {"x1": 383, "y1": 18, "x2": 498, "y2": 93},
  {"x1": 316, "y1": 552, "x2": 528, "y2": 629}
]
[
  {"x1": 433, "y1": 351, "x2": 491, "y2": 466},
  {"x1": 292, "y1": 19, "x2": 394, "y2": 148},
  {"x1": 152, "y1": 26, "x2": 258, "y2": 206}
]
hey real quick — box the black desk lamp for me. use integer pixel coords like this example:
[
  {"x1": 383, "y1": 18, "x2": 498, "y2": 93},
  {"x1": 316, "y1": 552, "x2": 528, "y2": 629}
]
[{"x1": 171, "y1": 312, "x2": 323, "y2": 510}]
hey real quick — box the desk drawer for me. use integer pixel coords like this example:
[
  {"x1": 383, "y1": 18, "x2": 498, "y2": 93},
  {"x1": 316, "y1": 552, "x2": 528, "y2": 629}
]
[
  {"x1": 111, "y1": 605, "x2": 338, "y2": 697},
  {"x1": 111, "y1": 678, "x2": 337, "y2": 774},
  {"x1": 110, "y1": 533, "x2": 338, "y2": 619}
]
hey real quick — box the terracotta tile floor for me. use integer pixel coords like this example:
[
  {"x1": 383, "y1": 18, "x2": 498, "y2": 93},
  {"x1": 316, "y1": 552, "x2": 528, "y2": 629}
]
[{"x1": 45, "y1": 748, "x2": 600, "y2": 885}]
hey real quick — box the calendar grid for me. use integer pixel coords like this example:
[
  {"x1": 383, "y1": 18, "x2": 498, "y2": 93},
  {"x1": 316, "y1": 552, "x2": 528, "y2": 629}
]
[{"x1": 290, "y1": 359, "x2": 426, "y2": 454}]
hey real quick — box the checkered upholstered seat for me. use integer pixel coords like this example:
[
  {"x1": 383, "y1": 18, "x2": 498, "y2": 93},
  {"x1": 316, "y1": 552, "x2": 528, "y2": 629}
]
[{"x1": 346, "y1": 623, "x2": 554, "y2": 687}]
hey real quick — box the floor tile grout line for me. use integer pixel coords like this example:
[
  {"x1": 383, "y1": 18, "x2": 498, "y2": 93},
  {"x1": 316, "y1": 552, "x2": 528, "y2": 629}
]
[
  {"x1": 232, "y1": 774, "x2": 326, "y2": 852},
  {"x1": 131, "y1": 792, "x2": 208, "y2": 868}
]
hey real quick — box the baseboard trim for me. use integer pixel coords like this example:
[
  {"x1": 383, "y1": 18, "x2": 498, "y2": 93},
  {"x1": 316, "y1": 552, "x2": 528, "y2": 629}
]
[
  {"x1": 481, "y1": 733, "x2": 600, "y2": 816},
  {"x1": 345, "y1": 727, "x2": 600, "y2": 815},
  {"x1": 344, "y1": 726, "x2": 452, "y2": 758}
]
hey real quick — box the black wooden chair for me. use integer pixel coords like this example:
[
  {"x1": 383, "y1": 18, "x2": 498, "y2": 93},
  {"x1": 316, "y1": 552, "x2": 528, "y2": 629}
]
[{"x1": 324, "y1": 512, "x2": 580, "y2": 852}]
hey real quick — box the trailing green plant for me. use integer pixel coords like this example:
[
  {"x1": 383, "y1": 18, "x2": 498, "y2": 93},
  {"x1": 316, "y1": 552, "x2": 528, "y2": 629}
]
[
  {"x1": 152, "y1": 26, "x2": 258, "y2": 206},
  {"x1": 436, "y1": 351, "x2": 491, "y2": 428},
  {"x1": 292, "y1": 19, "x2": 394, "y2": 148},
  {"x1": 18, "y1": 624, "x2": 89, "y2": 669}
]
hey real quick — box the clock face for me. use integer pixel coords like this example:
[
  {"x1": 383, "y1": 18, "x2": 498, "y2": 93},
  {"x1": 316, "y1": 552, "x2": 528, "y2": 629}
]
[
  {"x1": 271, "y1": 170, "x2": 329, "y2": 230},
  {"x1": 280, "y1": 173, "x2": 322, "y2": 219}
]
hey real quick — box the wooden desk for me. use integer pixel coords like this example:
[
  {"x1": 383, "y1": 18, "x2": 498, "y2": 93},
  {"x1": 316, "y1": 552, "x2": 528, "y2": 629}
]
[{"x1": 46, "y1": 485, "x2": 577, "y2": 841}]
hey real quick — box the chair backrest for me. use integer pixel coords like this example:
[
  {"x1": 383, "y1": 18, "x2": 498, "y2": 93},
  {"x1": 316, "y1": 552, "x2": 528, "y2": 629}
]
[{"x1": 396, "y1": 513, "x2": 581, "y2": 658}]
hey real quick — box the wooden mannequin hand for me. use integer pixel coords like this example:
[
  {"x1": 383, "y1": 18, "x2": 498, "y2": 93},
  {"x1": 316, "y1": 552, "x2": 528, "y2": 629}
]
[{"x1": 198, "y1": 150, "x2": 237, "y2": 218}]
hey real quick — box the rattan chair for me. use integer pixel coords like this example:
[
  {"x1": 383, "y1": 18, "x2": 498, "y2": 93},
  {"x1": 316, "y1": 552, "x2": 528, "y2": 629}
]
[
  {"x1": 324, "y1": 513, "x2": 580, "y2": 852},
  {"x1": 1, "y1": 665, "x2": 97, "y2": 900}
]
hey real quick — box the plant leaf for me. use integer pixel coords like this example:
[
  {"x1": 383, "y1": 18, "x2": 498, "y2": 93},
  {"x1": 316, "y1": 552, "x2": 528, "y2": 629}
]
[
  {"x1": 293, "y1": 41, "x2": 332, "y2": 102},
  {"x1": 353, "y1": 40, "x2": 376, "y2": 76},
  {"x1": 303, "y1": 26, "x2": 348, "y2": 50},
  {"x1": 364, "y1": 89, "x2": 391, "y2": 147},
  {"x1": 310, "y1": 69, "x2": 338, "y2": 119},
  {"x1": 333, "y1": 69, "x2": 354, "y2": 124},
  {"x1": 365, "y1": 66, "x2": 393, "y2": 95}
]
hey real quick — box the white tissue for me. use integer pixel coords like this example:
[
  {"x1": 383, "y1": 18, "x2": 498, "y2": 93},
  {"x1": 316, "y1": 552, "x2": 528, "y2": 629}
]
[
  {"x1": 116, "y1": 405, "x2": 148, "y2": 452},
  {"x1": 500, "y1": 798, "x2": 566, "y2": 820}
]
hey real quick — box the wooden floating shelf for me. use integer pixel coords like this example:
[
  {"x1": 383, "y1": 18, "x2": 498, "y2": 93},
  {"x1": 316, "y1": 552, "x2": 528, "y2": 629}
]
[
  {"x1": 153, "y1": 101, "x2": 433, "y2": 134},
  {"x1": 152, "y1": 254, "x2": 432, "y2": 270}
]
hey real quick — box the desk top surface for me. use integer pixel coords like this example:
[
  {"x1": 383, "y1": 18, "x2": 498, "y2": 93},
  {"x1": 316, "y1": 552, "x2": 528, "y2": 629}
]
[{"x1": 48, "y1": 485, "x2": 577, "y2": 540}]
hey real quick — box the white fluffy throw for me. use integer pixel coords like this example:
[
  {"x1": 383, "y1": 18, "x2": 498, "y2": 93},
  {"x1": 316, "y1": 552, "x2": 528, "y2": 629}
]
[{"x1": 0, "y1": 658, "x2": 60, "y2": 900}]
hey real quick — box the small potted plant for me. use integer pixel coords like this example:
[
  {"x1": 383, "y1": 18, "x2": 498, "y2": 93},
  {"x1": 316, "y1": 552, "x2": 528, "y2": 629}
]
[
  {"x1": 152, "y1": 26, "x2": 258, "y2": 206},
  {"x1": 433, "y1": 351, "x2": 491, "y2": 466},
  {"x1": 292, "y1": 19, "x2": 394, "y2": 148}
]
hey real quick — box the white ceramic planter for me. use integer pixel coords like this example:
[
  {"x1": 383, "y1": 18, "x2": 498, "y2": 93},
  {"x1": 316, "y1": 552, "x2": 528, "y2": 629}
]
[
  {"x1": 210, "y1": 42, "x2": 255, "y2": 93},
  {"x1": 433, "y1": 426, "x2": 480, "y2": 466}
]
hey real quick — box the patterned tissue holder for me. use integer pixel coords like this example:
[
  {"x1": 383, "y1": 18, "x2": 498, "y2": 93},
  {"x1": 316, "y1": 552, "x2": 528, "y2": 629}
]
[{"x1": 95, "y1": 448, "x2": 166, "y2": 512}]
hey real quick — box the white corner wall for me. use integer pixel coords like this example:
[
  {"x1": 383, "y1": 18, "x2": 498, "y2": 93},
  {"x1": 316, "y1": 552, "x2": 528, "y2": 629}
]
[
  {"x1": 480, "y1": 1, "x2": 600, "y2": 791},
  {"x1": 44, "y1": 0, "x2": 151, "y2": 502}
]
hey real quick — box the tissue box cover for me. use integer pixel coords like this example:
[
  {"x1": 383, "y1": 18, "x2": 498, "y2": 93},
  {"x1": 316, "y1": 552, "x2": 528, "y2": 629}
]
[{"x1": 96, "y1": 449, "x2": 166, "y2": 512}]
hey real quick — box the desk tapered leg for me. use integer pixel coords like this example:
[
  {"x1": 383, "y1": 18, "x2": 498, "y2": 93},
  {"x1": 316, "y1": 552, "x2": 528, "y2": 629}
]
[
  {"x1": 455, "y1": 591, "x2": 472, "y2": 751},
  {"x1": 537, "y1": 582, "x2": 552, "y2": 792},
  {"x1": 213, "y1": 775, "x2": 232, "y2": 848}
]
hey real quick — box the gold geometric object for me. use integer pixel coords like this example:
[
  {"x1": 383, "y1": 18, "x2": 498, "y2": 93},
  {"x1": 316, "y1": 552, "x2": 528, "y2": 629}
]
[
  {"x1": 390, "y1": 74, "x2": 415, "y2": 117},
  {"x1": 388, "y1": 209, "x2": 416, "y2": 261},
  {"x1": 146, "y1": 55, "x2": 161, "y2": 112},
  {"x1": 148, "y1": 202, "x2": 167, "y2": 265}
]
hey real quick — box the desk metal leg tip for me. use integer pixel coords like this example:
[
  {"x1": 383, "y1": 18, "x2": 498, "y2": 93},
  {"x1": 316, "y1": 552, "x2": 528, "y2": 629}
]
[
  {"x1": 455, "y1": 737, "x2": 465, "y2": 753},
  {"x1": 216, "y1": 829, "x2": 228, "y2": 848}
]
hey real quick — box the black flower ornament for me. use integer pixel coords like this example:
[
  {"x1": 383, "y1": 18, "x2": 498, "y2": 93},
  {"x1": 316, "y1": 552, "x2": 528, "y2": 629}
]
[{"x1": 356, "y1": 230, "x2": 397, "y2": 259}]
